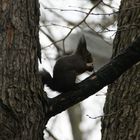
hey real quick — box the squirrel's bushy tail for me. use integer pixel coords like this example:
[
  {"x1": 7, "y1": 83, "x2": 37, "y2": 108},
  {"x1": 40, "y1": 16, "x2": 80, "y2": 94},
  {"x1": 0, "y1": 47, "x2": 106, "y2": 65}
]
[{"x1": 39, "y1": 69, "x2": 54, "y2": 90}]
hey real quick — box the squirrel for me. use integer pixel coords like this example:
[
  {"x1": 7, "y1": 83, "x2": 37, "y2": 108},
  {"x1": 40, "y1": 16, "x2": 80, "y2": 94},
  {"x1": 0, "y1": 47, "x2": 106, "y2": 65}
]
[{"x1": 40, "y1": 35, "x2": 94, "y2": 93}]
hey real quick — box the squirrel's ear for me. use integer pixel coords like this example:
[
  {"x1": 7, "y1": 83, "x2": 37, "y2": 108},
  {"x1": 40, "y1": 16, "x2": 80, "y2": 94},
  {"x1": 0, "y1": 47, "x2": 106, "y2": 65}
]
[{"x1": 76, "y1": 35, "x2": 87, "y2": 54}]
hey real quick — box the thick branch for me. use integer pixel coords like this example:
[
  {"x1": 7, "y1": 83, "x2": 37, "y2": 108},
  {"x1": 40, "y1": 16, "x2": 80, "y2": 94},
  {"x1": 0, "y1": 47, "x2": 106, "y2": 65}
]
[{"x1": 48, "y1": 37, "x2": 140, "y2": 117}]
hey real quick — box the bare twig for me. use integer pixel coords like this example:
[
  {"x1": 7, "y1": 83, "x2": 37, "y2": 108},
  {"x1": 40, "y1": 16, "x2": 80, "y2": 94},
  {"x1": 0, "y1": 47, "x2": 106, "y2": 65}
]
[
  {"x1": 84, "y1": 21, "x2": 95, "y2": 32},
  {"x1": 86, "y1": 111, "x2": 118, "y2": 119},
  {"x1": 40, "y1": 2, "x2": 76, "y2": 26},
  {"x1": 40, "y1": 23, "x2": 72, "y2": 29},
  {"x1": 45, "y1": 128, "x2": 59, "y2": 140},
  {"x1": 46, "y1": 0, "x2": 103, "y2": 50},
  {"x1": 44, "y1": 4, "x2": 140, "y2": 16},
  {"x1": 40, "y1": 28, "x2": 60, "y2": 51},
  {"x1": 44, "y1": 7, "x2": 118, "y2": 16}
]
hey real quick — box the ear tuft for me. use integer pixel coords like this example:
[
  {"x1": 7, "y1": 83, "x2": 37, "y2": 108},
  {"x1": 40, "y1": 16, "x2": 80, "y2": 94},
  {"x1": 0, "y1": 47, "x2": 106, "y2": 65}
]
[{"x1": 76, "y1": 34, "x2": 87, "y2": 54}]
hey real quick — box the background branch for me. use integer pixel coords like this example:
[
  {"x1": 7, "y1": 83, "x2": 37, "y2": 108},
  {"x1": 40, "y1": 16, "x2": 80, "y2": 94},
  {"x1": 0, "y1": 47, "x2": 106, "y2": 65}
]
[{"x1": 45, "y1": 0, "x2": 102, "y2": 50}]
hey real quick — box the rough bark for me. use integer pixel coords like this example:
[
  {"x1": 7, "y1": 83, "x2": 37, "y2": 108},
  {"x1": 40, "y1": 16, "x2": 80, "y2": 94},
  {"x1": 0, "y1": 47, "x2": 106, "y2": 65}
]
[
  {"x1": 0, "y1": 1, "x2": 47, "y2": 140},
  {"x1": 101, "y1": 0, "x2": 140, "y2": 140}
]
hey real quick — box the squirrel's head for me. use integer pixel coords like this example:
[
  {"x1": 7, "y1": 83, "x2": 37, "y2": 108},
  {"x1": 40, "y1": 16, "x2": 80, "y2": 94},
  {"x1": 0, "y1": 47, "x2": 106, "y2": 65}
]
[{"x1": 75, "y1": 35, "x2": 94, "y2": 71}]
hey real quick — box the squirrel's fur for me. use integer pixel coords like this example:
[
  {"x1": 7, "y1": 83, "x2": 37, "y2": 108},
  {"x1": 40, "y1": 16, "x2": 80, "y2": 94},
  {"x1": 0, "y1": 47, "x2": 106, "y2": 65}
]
[{"x1": 40, "y1": 35, "x2": 94, "y2": 92}]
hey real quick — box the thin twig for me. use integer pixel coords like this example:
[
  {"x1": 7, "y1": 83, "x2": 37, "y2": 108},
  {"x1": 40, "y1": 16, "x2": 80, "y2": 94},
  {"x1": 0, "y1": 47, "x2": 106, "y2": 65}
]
[
  {"x1": 44, "y1": 5, "x2": 140, "y2": 16},
  {"x1": 44, "y1": 7, "x2": 118, "y2": 16},
  {"x1": 45, "y1": 128, "x2": 59, "y2": 140},
  {"x1": 40, "y1": 23, "x2": 72, "y2": 29},
  {"x1": 39, "y1": 28, "x2": 60, "y2": 51},
  {"x1": 46, "y1": 0, "x2": 102, "y2": 48},
  {"x1": 86, "y1": 111, "x2": 118, "y2": 119},
  {"x1": 84, "y1": 21, "x2": 95, "y2": 32}
]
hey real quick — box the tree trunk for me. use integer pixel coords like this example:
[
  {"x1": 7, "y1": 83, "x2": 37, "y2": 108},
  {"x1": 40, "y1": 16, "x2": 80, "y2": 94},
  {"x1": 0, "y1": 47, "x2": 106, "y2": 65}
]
[
  {"x1": 101, "y1": 0, "x2": 140, "y2": 140},
  {"x1": 0, "y1": 1, "x2": 47, "y2": 140}
]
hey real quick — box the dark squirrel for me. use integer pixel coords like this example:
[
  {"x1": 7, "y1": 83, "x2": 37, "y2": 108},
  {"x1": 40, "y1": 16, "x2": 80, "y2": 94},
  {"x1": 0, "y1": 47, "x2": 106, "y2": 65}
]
[{"x1": 40, "y1": 35, "x2": 94, "y2": 92}]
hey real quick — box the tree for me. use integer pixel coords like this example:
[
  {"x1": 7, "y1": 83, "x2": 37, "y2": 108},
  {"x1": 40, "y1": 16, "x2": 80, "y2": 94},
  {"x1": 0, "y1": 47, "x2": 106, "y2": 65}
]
[
  {"x1": 101, "y1": 0, "x2": 140, "y2": 140},
  {"x1": 0, "y1": 1, "x2": 139, "y2": 140},
  {"x1": 0, "y1": 1, "x2": 45, "y2": 139}
]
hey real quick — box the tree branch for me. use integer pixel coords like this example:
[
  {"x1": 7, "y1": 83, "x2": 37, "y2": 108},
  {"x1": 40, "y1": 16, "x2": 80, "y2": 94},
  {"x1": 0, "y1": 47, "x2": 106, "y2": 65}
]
[{"x1": 47, "y1": 36, "x2": 140, "y2": 117}]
